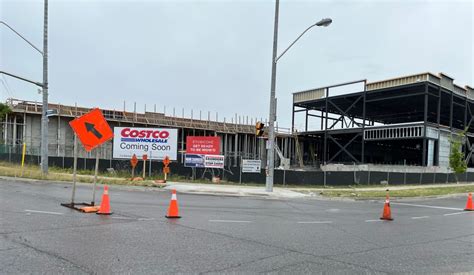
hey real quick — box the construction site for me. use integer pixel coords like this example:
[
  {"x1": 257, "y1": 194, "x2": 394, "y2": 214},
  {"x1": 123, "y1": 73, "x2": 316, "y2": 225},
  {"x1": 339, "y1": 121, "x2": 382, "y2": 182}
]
[
  {"x1": 0, "y1": 97, "x2": 297, "y2": 179},
  {"x1": 1, "y1": 72, "x2": 474, "y2": 185}
]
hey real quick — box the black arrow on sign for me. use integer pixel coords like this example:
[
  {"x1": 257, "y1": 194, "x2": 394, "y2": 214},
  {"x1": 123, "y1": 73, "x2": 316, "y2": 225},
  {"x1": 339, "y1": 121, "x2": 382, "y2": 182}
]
[{"x1": 85, "y1": 122, "x2": 103, "y2": 139}]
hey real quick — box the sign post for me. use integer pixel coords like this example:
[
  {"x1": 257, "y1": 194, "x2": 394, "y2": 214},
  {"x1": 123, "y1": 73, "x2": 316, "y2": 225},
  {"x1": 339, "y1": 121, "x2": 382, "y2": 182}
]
[
  {"x1": 142, "y1": 154, "x2": 148, "y2": 179},
  {"x1": 92, "y1": 147, "x2": 100, "y2": 205},
  {"x1": 163, "y1": 156, "x2": 170, "y2": 182},
  {"x1": 130, "y1": 154, "x2": 138, "y2": 179},
  {"x1": 63, "y1": 108, "x2": 113, "y2": 211},
  {"x1": 148, "y1": 151, "x2": 152, "y2": 178},
  {"x1": 71, "y1": 133, "x2": 78, "y2": 204},
  {"x1": 20, "y1": 142, "x2": 26, "y2": 177}
]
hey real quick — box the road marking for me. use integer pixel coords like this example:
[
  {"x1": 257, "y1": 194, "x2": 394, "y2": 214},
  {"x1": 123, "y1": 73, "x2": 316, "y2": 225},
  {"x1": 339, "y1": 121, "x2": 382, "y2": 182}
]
[
  {"x1": 24, "y1": 209, "x2": 64, "y2": 215},
  {"x1": 209, "y1": 220, "x2": 252, "y2": 223},
  {"x1": 297, "y1": 221, "x2": 333, "y2": 224},
  {"x1": 365, "y1": 219, "x2": 383, "y2": 222},
  {"x1": 111, "y1": 216, "x2": 136, "y2": 220},
  {"x1": 138, "y1": 218, "x2": 155, "y2": 221},
  {"x1": 411, "y1": 216, "x2": 430, "y2": 220},
  {"x1": 391, "y1": 202, "x2": 463, "y2": 211},
  {"x1": 444, "y1": 211, "x2": 471, "y2": 216}
]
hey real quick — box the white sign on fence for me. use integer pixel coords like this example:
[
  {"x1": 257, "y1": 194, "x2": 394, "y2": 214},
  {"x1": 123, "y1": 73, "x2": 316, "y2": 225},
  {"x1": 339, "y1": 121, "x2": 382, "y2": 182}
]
[
  {"x1": 204, "y1": 155, "x2": 225, "y2": 168},
  {"x1": 242, "y1": 159, "x2": 261, "y2": 173},
  {"x1": 113, "y1": 127, "x2": 178, "y2": 160}
]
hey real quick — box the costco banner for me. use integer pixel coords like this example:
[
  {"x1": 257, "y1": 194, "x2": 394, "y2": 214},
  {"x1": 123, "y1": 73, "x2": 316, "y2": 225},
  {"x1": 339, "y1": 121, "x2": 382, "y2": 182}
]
[
  {"x1": 113, "y1": 127, "x2": 178, "y2": 160},
  {"x1": 186, "y1": 136, "x2": 221, "y2": 155}
]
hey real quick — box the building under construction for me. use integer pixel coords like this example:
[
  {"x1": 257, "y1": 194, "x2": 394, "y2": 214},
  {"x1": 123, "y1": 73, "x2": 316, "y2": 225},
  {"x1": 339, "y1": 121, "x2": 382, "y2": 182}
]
[
  {"x1": 1, "y1": 98, "x2": 296, "y2": 168},
  {"x1": 1, "y1": 72, "x2": 473, "y2": 185},
  {"x1": 292, "y1": 72, "x2": 474, "y2": 168}
]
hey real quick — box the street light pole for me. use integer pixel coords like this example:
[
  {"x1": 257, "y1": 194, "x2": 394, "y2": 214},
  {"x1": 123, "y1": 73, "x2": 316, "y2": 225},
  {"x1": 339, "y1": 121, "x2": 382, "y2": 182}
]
[
  {"x1": 41, "y1": 0, "x2": 49, "y2": 175},
  {"x1": 266, "y1": 0, "x2": 279, "y2": 192},
  {"x1": 266, "y1": 0, "x2": 332, "y2": 192},
  {"x1": 0, "y1": 1, "x2": 49, "y2": 175}
]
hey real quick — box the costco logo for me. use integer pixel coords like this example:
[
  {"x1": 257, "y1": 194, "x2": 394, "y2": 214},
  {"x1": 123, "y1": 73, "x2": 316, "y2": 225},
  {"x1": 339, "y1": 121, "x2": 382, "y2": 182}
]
[{"x1": 120, "y1": 128, "x2": 170, "y2": 143}]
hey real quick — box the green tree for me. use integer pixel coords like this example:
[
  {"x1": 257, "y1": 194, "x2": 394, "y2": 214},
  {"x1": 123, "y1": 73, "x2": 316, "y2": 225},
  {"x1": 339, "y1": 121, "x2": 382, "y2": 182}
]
[
  {"x1": 449, "y1": 132, "x2": 467, "y2": 182},
  {"x1": 0, "y1": 103, "x2": 11, "y2": 120}
]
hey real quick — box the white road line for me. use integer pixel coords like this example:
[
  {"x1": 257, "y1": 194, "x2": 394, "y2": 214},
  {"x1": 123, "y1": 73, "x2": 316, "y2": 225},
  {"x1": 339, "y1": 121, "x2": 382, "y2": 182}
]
[
  {"x1": 444, "y1": 211, "x2": 471, "y2": 216},
  {"x1": 209, "y1": 220, "x2": 252, "y2": 223},
  {"x1": 24, "y1": 209, "x2": 64, "y2": 215},
  {"x1": 365, "y1": 219, "x2": 383, "y2": 222},
  {"x1": 297, "y1": 221, "x2": 333, "y2": 224},
  {"x1": 391, "y1": 202, "x2": 463, "y2": 211},
  {"x1": 111, "y1": 216, "x2": 136, "y2": 220},
  {"x1": 411, "y1": 216, "x2": 430, "y2": 219}
]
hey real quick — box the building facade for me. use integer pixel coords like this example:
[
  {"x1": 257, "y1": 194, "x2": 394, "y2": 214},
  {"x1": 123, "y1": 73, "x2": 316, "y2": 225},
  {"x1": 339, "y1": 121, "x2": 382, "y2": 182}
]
[{"x1": 292, "y1": 72, "x2": 474, "y2": 168}]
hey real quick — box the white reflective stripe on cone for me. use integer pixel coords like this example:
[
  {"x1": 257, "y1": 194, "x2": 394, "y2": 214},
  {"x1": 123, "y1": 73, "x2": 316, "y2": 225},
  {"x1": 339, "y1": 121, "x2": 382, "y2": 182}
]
[{"x1": 171, "y1": 194, "x2": 177, "y2": 200}]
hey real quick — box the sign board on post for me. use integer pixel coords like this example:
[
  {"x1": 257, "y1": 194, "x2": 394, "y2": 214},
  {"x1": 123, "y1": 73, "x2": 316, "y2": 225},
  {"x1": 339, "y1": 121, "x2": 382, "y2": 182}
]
[
  {"x1": 186, "y1": 136, "x2": 221, "y2": 155},
  {"x1": 242, "y1": 159, "x2": 261, "y2": 173},
  {"x1": 130, "y1": 154, "x2": 138, "y2": 168},
  {"x1": 163, "y1": 156, "x2": 170, "y2": 167},
  {"x1": 64, "y1": 108, "x2": 113, "y2": 211},
  {"x1": 113, "y1": 127, "x2": 178, "y2": 160},
  {"x1": 184, "y1": 154, "x2": 224, "y2": 168},
  {"x1": 204, "y1": 155, "x2": 225, "y2": 168},
  {"x1": 184, "y1": 154, "x2": 205, "y2": 168},
  {"x1": 69, "y1": 108, "x2": 113, "y2": 152}
]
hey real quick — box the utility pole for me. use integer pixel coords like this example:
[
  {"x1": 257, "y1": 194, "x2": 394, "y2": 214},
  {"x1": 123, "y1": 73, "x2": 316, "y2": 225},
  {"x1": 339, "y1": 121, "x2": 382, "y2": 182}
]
[
  {"x1": 0, "y1": 1, "x2": 50, "y2": 175},
  {"x1": 265, "y1": 1, "x2": 332, "y2": 192},
  {"x1": 41, "y1": 0, "x2": 49, "y2": 175},
  {"x1": 266, "y1": 0, "x2": 279, "y2": 192}
]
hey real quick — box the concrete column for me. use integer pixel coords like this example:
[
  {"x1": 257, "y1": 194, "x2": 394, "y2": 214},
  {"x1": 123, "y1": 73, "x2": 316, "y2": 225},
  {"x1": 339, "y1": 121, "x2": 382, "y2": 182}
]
[
  {"x1": 23, "y1": 113, "x2": 26, "y2": 145},
  {"x1": 234, "y1": 134, "x2": 238, "y2": 166},
  {"x1": 4, "y1": 113, "x2": 8, "y2": 145},
  {"x1": 12, "y1": 115, "x2": 17, "y2": 146}
]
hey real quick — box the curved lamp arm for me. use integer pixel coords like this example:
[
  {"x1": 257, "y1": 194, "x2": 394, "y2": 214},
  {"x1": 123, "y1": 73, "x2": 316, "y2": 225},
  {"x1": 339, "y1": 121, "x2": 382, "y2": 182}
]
[
  {"x1": 1, "y1": 21, "x2": 43, "y2": 56},
  {"x1": 275, "y1": 18, "x2": 332, "y2": 63}
]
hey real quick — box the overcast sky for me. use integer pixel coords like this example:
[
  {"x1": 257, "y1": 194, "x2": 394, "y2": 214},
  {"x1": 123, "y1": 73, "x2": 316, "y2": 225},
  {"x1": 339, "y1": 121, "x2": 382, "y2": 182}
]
[{"x1": 1, "y1": 0, "x2": 473, "y2": 130}]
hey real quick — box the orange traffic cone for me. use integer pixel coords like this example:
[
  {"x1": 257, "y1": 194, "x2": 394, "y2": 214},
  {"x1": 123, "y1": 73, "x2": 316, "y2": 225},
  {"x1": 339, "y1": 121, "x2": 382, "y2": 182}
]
[
  {"x1": 166, "y1": 189, "x2": 181, "y2": 219},
  {"x1": 97, "y1": 185, "x2": 112, "y2": 215},
  {"x1": 380, "y1": 192, "x2": 393, "y2": 221},
  {"x1": 465, "y1": 193, "x2": 473, "y2": 211}
]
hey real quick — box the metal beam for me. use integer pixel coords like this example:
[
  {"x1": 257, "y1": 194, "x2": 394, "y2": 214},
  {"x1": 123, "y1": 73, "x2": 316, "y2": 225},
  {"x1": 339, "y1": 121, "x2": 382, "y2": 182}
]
[
  {"x1": 326, "y1": 95, "x2": 363, "y2": 129},
  {"x1": 328, "y1": 133, "x2": 360, "y2": 163},
  {"x1": 365, "y1": 91, "x2": 426, "y2": 103},
  {"x1": 361, "y1": 80, "x2": 367, "y2": 163},
  {"x1": 422, "y1": 83, "x2": 428, "y2": 166}
]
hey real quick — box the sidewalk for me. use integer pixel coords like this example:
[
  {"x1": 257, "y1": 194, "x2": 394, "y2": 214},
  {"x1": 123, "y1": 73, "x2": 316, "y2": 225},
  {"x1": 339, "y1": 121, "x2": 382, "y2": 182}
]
[
  {"x1": 290, "y1": 182, "x2": 474, "y2": 192},
  {"x1": 164, "y1": 182, "x2": 308, "y2": 199},
  {"x1": 1, "y1": 174, "x2": 472, "y2": 199},
  {"x1": 164, "y1": 181, "x2": 473, "y2": 198}
]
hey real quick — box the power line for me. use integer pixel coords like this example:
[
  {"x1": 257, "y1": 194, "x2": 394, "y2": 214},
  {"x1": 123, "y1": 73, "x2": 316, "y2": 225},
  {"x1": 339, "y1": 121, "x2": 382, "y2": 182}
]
[{"x1": 0, "y1": 75, "x2": 14, "y2": 98}]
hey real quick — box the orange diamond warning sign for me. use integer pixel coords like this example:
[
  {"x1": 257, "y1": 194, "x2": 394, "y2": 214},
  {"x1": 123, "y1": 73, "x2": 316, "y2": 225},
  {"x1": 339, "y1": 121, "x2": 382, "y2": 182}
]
[{"x1": 69, "y1": 108, "x2": 113, "y2": 152}]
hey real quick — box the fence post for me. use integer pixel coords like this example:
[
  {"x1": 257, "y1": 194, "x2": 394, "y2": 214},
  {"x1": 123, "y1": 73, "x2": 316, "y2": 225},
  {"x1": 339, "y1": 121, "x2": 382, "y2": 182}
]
[
  {"x1": 239, "y1": 156, "x2": 242, "y2": 184},
  {"x1": 367, "y1": 164, "x2": 371, "y2": 185},
  {"x1": 403, "y1": 159, "x2": 407, "y2": 185}
]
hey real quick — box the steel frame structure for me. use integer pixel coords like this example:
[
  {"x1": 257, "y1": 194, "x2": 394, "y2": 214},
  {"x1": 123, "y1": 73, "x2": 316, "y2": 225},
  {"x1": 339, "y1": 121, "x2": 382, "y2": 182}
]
[{"x1": 292, "y1": 73, "x2": 474, "y2": 167}]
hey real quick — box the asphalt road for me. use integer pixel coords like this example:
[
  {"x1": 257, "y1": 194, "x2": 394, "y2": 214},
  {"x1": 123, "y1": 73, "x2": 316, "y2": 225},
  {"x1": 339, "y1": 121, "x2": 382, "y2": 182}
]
[{"x1": 1, "y1": 178, "x2": 473, "y2": 274}]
